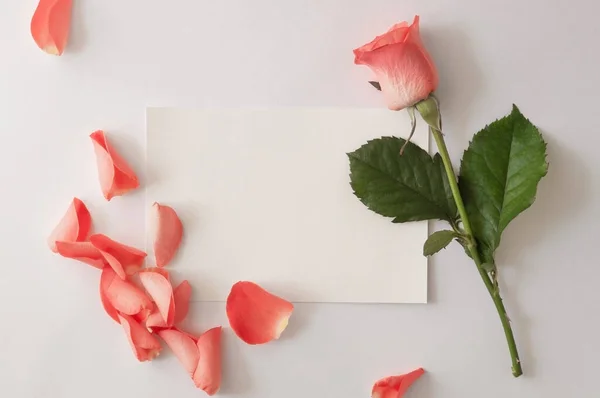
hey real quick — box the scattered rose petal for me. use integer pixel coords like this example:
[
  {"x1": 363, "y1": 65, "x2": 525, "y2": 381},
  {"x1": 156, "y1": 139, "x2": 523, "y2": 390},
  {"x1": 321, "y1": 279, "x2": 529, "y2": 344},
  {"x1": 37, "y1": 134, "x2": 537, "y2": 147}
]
[
  {"x1": 173, "y1": 280, "x2": 192, "y2": 324},
  {"x1": 48, "y1": 198, "x2": 91, "y2": 252},
  {"x1": 139, "y1": 270, "x2": 175, "y2": 326},
  {"x1": 118, "y1": 314, "x2": 162, "y2": 362},
  {"x1": 145, "y1": 311, "x2": 167, "y2": 330},
  {"x1": 144, "y1": 266, "x2": 171, "y2": 280},
  {"x1": 192, "y1": 327, "x2": 222, "y2": 395},
  {"x1": 55, "y1": 241, "x2": 105, "y2": 269},
  {"x1": 100, "y1": 267, "x2": 152, "y2": 320},
  {"x1": 158, "y1": 329, "x2": 200, "y2": 376},
  {"x1": 30, "y1": 0, "x2": 73, "y2": 55},
  {"x1": 133, "y1": 303, "x2": 155, "y2": 324},
  {"x1": 152, "y1": 202, "x2": 184, "y2": 267},
  {"x1": 90, "y1": 130, "x2": 140, "y2": 201},
  {"x1": 226, "y1": 281, "x2": 294, "y2": 345},
  {"x1": 371, "y1": 368, "x2": 425, "y2": 398},
  {"x1": 90, "y1": 234, "x2": 146, "y2": 279}
]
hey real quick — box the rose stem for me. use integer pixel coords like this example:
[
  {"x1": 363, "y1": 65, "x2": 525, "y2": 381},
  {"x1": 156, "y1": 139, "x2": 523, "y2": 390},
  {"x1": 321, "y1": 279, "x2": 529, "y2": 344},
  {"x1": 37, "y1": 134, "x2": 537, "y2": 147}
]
[{"x1": 430, "y1": 126, "x2": 523, "y2": 378}]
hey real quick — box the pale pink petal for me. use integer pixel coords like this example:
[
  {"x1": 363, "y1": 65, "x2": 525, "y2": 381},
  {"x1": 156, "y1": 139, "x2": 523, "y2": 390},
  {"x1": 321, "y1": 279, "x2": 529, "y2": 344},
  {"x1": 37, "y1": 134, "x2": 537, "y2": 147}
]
[
  {"x1": 90, "y1": 130, "x2": 140, "y2": 201},
  {"x1": 174, "y1": 280, "x2": 192, "y2": 324},
  {"x1": 192, "y1": 327, "x2": 222, "y2": 395},
  {"x1": 372, "y1": 368, "x2": 425, "y2": 398},
  {"x1": 30, "y1": 0, "x2": 72, "y2": 55},
  {"x1": 226, "y1": 281, "x2": 294, "y2": 345},
  {"x1": 158, "y1": 329, "x2": 200, "y2": 376},
  {"x1": 90, "y1": 234, "x2": 146, "y2": 279},
  {"x1": 48, "y1": 198, "x2": 91, "y2": 252},
  {"x1": 152, "y1": 202, "x2": 184, "y2": 267},
  {"x1": 55, "y1": 241, "x2": 105, "y2": 269},
  {"x1": 118, "y1": 314, "x2": 162, "y2": 362},
  {"x1": 139, "y1": 270, "x2": 175, "y2": 327},
  {"x1": 100, "y1": 267, "x2": 152, "y2": 318}
]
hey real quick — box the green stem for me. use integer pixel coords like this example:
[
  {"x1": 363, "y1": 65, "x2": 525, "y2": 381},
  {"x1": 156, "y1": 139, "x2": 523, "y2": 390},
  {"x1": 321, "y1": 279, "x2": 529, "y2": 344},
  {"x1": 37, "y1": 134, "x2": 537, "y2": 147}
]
[{"x1": 430, "y1": 127, "x2": 523, "y2": 378}]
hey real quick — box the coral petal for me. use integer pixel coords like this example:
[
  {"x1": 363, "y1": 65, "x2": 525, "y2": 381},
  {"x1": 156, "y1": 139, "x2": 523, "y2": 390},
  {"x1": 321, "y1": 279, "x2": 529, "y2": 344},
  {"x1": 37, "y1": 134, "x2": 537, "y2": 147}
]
[
  {"x1": 139, "y1": 270, "x2": 175, "y2": 326},
  {"x1": 192, "y1": 327, "x2": 222, "y2": 395},
  {"x1": 118, "y1": 314, "x2": 162, "y2": 362},
  {"x1": 100, "y1": 267, "x2": 152, "y2": 318},
  {"x1": 371, "y1": 368, "x2": 425, "y2": 398},
  {"x1": 152, "y1": 202, "x2": 184, "y2": 267},
  {"x1": 173, "y1": 280, "x2": 192, "y2": 324},
  {"x1": 90, "y1": 130, "x2": 140, "y2": 201},
  {"x1": 158, "y1": 329, "x2": 200, "y2": 376},
  {"x1": 226, "y1": 281, "x2": 293, "y2": 345},
  {"x1": 48, "y1": 198, "x2": 91, "y2": 252},
  {"x1": 145, "y1": 311, "x2": 167, "y2": 330},
  {"x1": 55, "y1": 241, "x2": 105, "y2": 269},
  {"x1": 30, "y1": 0, "x2": 73, "y2": 55},
  {"x1": 90, "y1": 234, "x2": 146, "y2": 278}
]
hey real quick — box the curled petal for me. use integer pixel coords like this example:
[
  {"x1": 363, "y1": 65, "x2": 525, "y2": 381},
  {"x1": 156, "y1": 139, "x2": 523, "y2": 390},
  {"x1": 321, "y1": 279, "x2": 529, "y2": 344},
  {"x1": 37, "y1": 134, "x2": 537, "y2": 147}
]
[
  {"x1": 144, "y1": 266, "x2": 171, "y2": 280},
  {"x1": 100, "y1": 267, "x2": 152, "y2": 319},
  {"x1": 118, "y1": 314, "x2": 162, "y2": 362},
  {"x1": 55, "y1": 241, "x2": 105, "y2": 269},
  {"x1": 173, "y1": 280, "x2": 192, "y2": 324},
  {"x1": 30, "y1": 0, "x2": 72, "y2": 55},
  {"x1": 353, "y1": 16, "x2": 438, "y2": 111},
  {"x1": 90, "y1": 234, "x2": 146, "y2": 279},
  {"x1": 158, "y1": 329, "x2": 200, "y2": 376},
  {"x1": 226, "y1": 281, "x2": 293, "y2": 345},
  {"x1": 152, "y1": 202, "x2": 184, "y2": 267},
  {"x1": 90, "y1": 130, "x2": 140, "y2": 201},
  {"x1": 192, "y1": 327, "x2": 222, "y2": 395},
  {"x1": 48, "y1": 198, "x2": 91, "y2": 252},
  {"x1": 372, "y1": 368, "x2": 425, "y2": 398},
  {"x1": 139, "y1": 270, "x2": 175, "y2": 327},
  {"x1": 145, "y1": 311, "x2": 167, "y2": 330}
]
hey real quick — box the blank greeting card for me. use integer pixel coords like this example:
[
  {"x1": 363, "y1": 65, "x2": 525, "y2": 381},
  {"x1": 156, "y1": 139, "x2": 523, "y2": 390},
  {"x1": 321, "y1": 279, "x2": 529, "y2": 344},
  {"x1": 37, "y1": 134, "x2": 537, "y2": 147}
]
[{"x1": 146, "y1": 108, "x2": 428, "y2": 303}]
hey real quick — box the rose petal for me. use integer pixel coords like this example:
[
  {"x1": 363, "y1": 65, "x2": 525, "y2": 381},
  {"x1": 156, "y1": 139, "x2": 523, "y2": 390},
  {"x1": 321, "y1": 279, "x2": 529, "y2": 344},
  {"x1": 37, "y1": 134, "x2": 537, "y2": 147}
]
[
  {"x1": 100, "y1": 267, "x2": 152, "y2": 320},
  {"x1": 144, "y1": 266, "x2": 171, "y2": 280},
  {"x1": 226, "y1": 281, "x2": 293, "y2": 345},
  {"x1": 173, "y1": 280, "x2": 192, "y2": 324},
  {"x1": 30, "y1": 0, "x2": 72, "y2": 55},
  {"x1": 152, "y1": 202, "x2": 184, "y2": 267},
  {"x1": 55, "y1": 241, "x2": 105, "y2": 269},
  {"x1": 139, "y1": 270, "x2": 175, "y2": 327},
  {"x1": 145, "y1": 311, "x2": 167, "y2": 330},
  {"x1": 118, "y1": 314, "x2": 162, "y2": 362},
  {"x1": 48, "y1": 198, "x2": 91, "y2": 252},
  {"x1": 192, "y1": 327, "x2": 222, "y2": 395},
  {"x1": 90, "y1": 234, "x2": 146, "y2": 279},
  {"x1": 371, "y1": 368, "x2": 425, "y2": 398},
  {"x1": 90, "y1": 130, "x2": 140, "y2": 201},
  {"x1": 353, "y1": 16, "x2": 438, "y2": 111},
  {"x1": 158, "y1": 329, "x2": 200, "y2": 376},
  {"x1": 132, "y1": 299, "x2": 156, "y2": 324}
]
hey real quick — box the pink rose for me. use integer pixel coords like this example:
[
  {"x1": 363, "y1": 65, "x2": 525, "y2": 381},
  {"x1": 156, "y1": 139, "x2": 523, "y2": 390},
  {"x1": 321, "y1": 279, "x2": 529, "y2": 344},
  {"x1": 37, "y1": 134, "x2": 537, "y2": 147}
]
[{"x1": 354, "y1": 16, "x2": 438, "y2": 110}]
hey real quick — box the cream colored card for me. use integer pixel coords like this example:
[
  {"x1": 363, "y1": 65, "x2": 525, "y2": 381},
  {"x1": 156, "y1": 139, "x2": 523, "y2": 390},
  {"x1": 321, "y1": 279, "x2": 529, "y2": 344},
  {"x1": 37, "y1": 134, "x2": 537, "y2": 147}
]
[{"x1": 146, "y1": 108, "x2": 428, "y2": 303}]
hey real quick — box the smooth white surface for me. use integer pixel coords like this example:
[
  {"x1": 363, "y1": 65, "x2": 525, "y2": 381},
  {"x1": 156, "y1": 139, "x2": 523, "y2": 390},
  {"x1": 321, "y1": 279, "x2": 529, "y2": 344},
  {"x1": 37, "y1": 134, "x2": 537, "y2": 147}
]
[
  {"x1": 146, "y1": 108, "x2": 427, "y2": 303},
  {"x1": 0, "y1": 0, "x2": 598, "y2": 397}
]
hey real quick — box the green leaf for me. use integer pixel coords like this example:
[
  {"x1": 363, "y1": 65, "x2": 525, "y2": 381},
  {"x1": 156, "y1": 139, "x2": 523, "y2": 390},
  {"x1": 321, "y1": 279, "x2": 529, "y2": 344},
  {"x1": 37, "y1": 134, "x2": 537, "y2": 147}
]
[
  {"x1": 459, "y1": 105, "x2": 548, "y2": 263},
  {"x1": 423, "y1": 230, "x2": 458, "y2": 256},
  {"x1": 348, "y1": 137, "x2": 458, "y2": 223}
]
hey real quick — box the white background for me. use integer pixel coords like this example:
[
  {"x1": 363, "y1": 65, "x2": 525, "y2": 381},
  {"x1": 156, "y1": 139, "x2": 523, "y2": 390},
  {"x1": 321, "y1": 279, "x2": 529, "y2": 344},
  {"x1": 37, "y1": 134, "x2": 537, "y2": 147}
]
[{"x1": 0, "y1": 1, "x2": 598, "y2": 397}]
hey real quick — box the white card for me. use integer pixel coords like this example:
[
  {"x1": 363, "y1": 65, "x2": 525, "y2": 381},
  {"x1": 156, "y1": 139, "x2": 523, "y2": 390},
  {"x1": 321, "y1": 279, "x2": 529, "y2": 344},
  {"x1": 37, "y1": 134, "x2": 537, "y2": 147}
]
[{"x1": 146, "y1": 108, "x2": 428, "y2": 303}]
